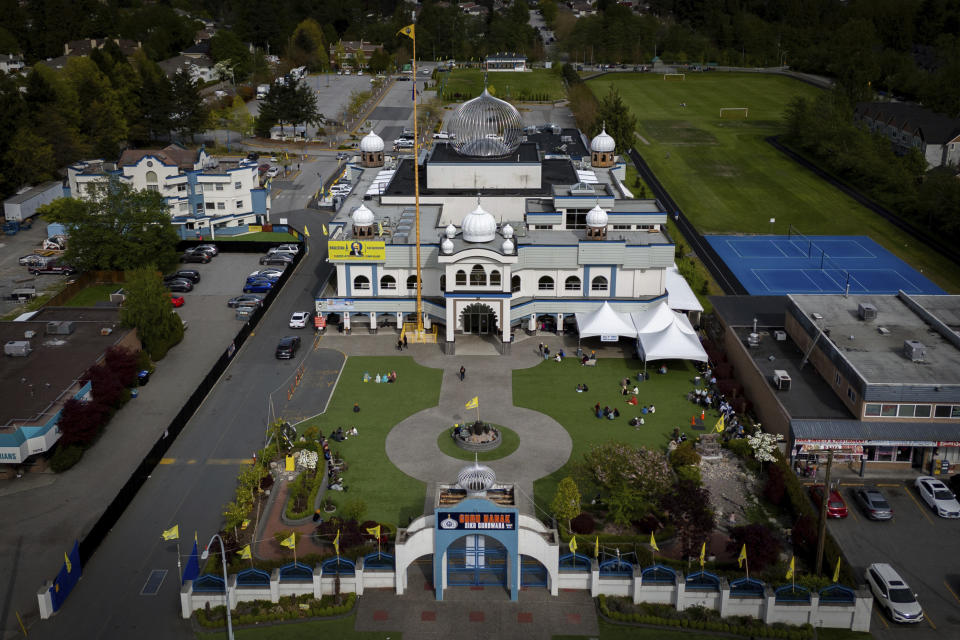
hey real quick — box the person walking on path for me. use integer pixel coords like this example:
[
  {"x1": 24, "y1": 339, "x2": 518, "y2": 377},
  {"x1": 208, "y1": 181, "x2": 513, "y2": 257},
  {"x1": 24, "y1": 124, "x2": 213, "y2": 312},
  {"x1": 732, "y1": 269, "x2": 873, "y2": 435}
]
[
  {"x1": 459, "y1": 366, "x2": 466, "y2": 381},
  {"x1": 403, "y1": 334, "x2": 408, "y2": 349},
  {"x1": 538, "y1": 342, "x2": 544, "y2": 357}
]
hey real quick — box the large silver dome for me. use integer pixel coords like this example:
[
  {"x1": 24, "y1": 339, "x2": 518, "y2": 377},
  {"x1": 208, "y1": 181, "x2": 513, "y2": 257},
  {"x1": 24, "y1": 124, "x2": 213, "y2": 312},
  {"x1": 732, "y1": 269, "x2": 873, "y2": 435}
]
[
  {"x1": 457, "y1": 461, "x2": 497, "y2": 494},
  {"x1": 450, "y1": 89, "x2": 523, "y2": 157}
]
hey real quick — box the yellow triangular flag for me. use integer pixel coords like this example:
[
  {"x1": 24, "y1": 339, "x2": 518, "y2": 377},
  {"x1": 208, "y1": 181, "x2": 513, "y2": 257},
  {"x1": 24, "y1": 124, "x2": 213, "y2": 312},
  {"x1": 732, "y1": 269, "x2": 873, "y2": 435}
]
[
  {"x1": 594, "y1": 536, "x2": 599, "y2": 558},
  {"x1": 699, "y1": 541, "x2": 706, "y2": 568},
  {"x1": 366, "y1": 525, "x2": 381, "y2": 538},
  {"x1": 649, "y1": 532, "x2": 659, "y2": 551},
  {"x1": 280, "y1": 533, "x2": 296, "y2": 549},
  {"x1": 161, "y1": 525, "x2": 179, "y2": 541},
  {"x1": 568, "y1": 535, "x2": 577, "y2": 553},
  {"x1": 398, "y1": 24, "x2": 415, "y2": 40},
  {"x1": 322, "y1": 224, "x2": 329, "y2": 236},
  {"x1": 715, "y1": 414, "x2": 725, "y2": 433},
  {"x1": 465, "y1": 396, "x2": 478, "y2": 410},
  {"x1": 303, "y1": 225, "x2": 310, "y2": 237},
  {"x1": 737, "y1": 544, "x2": 747, "y2": 569},
  {"x1": 334, "y1": 529, "x2": 341, "y2": 556},
  {"x1": 238, "y1": 544, "x2": 252, "y2": 560},
  {"x1": 378, "y1": 222, "x2": 383, "y2": 237},
  {"x1": 785, "y1": 556, "x2": 795, "y2": 580},
  {"x1": 64, "y1": 551, "x2": 72, "y2": 573},
  {"x1": 241, "y1": 519, "x2": 250, "y2": 530},
  {"x1": 832, "y1": 556, "x2": 841, "y2": 583}
]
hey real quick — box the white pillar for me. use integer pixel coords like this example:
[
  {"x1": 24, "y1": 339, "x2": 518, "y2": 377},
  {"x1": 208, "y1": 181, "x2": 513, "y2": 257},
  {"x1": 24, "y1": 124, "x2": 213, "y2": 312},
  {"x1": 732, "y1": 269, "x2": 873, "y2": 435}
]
[
  {"x1": 270, "y1": 568, "x2": 280, "y2": 602},
  {"x1": 37, "y1": 582, "x2": 54, "y2": 619},
  {"x1": 424, "y1": 314, "x2": 432, "y2": 330},
  {"x1": 344, "y1": 312, "x2": 351, "y2": 331},
  {"x1": 370, "y1": 312, "x2": 377, "y2": 333},
  {"x1": 528, "y1": 314, "x2": 536, "y2": 331},
  {"x1": 180, "y1": 580, "x2": 193, "y2": 618},
  {"x1": 396, "y1": 312, "x2": 403, "y2": 328},
  {"x1": 355, "y1": 557, "x2": 365, "y2": 596},
  {"x1": 446, "y1": 299, "x2": 455, "y2": 342},
  {"x1": 313, "y1": 564, "x2": 323, "y2": 599}
]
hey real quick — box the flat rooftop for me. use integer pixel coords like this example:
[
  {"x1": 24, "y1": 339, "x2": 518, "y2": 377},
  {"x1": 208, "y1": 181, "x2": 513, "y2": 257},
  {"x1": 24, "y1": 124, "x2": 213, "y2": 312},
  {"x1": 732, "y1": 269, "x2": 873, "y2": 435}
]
[
  {"x1": 789, "y1": 294, "x2": 960, "y2": 386},
  {"x1": 382, "y1": 157, "x2": 578, "y2": 198},
  {"x1": 429, "y1": 141, "x2": 540, "y2": 164}
]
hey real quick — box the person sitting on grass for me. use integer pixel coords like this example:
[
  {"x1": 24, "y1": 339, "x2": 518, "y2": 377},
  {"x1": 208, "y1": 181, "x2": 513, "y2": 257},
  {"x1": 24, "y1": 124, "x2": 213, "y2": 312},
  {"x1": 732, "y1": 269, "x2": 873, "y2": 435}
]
[
  {"x1": 576, "y1": 383, "x2": 584, "y2": 393},
  {"x1": 627, "y1": 396, "x2": 638, "y2": 406},
  {"x1": 353, "y1": 402, "x2": 360, "y2": 413},
  {"x1": 607, "y1": 408, "x2": 620, "y2": 420}
]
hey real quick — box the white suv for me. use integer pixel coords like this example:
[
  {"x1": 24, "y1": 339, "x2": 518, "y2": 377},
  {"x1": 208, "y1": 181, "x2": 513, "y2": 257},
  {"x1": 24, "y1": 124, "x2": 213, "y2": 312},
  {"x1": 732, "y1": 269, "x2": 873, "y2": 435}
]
[
  {"x1": 915, "y1": 476, "x2": 960, "y2": 518},
  {"x1": 865, "y1": 563, "x2": 924, "y2": 623}
]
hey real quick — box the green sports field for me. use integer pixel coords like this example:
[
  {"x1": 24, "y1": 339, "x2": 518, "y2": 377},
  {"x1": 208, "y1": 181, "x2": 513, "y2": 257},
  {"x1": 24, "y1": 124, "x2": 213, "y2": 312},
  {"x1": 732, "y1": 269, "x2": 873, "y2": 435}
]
[
  {"x1": 441, "y1": 68, "x2": 564, "y2": 102},
  {"x1": 587, "y1": 73, "x2": 960, "y2": 292}
]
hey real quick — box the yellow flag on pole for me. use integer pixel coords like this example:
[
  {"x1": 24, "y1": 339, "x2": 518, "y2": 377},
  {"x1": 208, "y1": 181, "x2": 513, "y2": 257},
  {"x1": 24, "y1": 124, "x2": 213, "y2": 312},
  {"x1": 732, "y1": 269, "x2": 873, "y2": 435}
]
[
  {"x1": 568, "y1": 535, "x2": 578, "y2": 553},
  {"x1": 334, "y1": 529, "x2": 341, "y2": 556},
  {"x1": 161, "y1": 525, "x2": 179, "y2": 541},
  {"x1": 649, "y1": 532, "x2": 659, "y2": 551},
  {"x1": 303, "y1": 225, "x2": 310, "y2": 237},
  {"x1": 238, "y1": 544, "x2": 252, "y2": 560},
  {"x1": 737, "y1": 544, "x2": 747, "y2": 569},
  {"x1": 715, "y1": 414, "x2": 725, "y2": 433},
  {"x1": 699, "y1": 541, "x2": 706, "y2": 568},
  {"x1": 366, "y1": 525, "x2": 381, "y2": 538},
  {"x1": 64, "y1": 551, "x2": 72, "y2": 573},
  {"x1": 785, "y1": 556, "x2": 795, "y2": 580},
  {"x1": 280, "y1": 533, "x2": 297, "y2": 549},
  {"x1": 465, "y1": 396, "x2": 478, "y2": 410},
  {"x1": 241, "y1": 519, "x2": 250, "y2": 531},
  {"x1": 322, "y1": 224, "x2": 329, "y2": 236},
  {"x1": 594, "y1": 536, "x2": 599, "y2": 558},
  {"x1": 832, "y1": 556, "x2": 841, "y2": 583},
  {"x1": 398, "y1": 24, "x2": 415, "y2": 40}
]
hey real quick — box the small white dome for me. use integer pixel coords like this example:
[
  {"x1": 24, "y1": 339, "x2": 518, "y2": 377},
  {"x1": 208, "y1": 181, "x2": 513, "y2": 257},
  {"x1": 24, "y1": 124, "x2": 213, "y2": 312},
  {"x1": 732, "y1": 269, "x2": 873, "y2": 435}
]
[
  {"x1": 461, "y1": 204, "x2": 497, "y2": 243},
  {"x1": 590, "y1": 127, "x2": 616, "y2": 153},
  {"x1": 441, "y1": 237, "x2": 454, "y2": 254},
  {"x1": 445, "y1": 223, "x2": 457, "y2": 239},
  {"x1": 501, "y1": 238, "x2": 514, "y2": 254},
  {"x1": 501, "y1": 223, "x2": 514, "y2": 239},
  {"x1": 359, "y1": 130, "x2": 384, "y2": 152},
  {"x1": 352, "y1": 204, "x2": 375, "y2": 226},
  {"x1": 586, "y1": 204, "x2": 608, "y2": 228}
]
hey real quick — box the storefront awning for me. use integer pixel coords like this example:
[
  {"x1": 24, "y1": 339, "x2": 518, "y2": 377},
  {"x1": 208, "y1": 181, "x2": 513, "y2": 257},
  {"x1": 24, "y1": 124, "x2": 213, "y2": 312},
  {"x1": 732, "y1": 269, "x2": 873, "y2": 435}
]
[{"x1": 792, "y1": 419, "x2": 960, "y2": 448}]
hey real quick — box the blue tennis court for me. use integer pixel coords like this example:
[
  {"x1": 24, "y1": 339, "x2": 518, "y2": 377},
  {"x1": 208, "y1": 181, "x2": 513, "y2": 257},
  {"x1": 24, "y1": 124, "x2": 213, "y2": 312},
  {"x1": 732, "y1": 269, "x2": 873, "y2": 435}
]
[{"x1": 705, "y1": 235, "x2": 945, "y2": 295}]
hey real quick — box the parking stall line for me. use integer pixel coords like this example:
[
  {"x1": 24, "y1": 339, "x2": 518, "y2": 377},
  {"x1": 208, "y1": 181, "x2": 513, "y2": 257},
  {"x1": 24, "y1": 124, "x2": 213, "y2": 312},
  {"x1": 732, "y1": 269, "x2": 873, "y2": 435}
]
[
  {"x1": 945, "y1": 580, "x2": 960, "y2": 606},
  {"x1": 876, "y1": 483, "x2": 900, "y2": 487},
  {"x1": 924, "y1": 610, "x2": 936, "y2": 630},
  {"x1": 902, "y1": 484, "x2": 935, "y2": 525},
  {"x1": 872, "y1": 607, "x2": 889, "y2": 629}
]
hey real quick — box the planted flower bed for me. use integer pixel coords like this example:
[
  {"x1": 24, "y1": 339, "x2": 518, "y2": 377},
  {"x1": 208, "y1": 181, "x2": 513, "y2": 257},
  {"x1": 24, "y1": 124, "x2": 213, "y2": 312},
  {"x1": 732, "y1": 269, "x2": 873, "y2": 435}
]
[{"x1": 195, "y1": 592, "x2": 356, "y2": 628}]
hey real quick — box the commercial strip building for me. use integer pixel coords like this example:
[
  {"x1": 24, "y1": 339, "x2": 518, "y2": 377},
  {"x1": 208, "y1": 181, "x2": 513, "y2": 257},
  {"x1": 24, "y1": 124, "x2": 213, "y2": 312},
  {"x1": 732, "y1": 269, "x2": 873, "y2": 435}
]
[
  {"x1": 712, "y1": 292, "x2": 960, "y2": 475},
  {"x1": 67, "y1": 143, "x2": 270, "y2": 238}
]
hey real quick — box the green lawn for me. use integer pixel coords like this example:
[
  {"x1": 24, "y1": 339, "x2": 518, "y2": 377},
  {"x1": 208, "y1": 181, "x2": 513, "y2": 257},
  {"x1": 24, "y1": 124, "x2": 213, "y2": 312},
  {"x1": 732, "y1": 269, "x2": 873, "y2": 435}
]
[
  {"x1": 294, "y1": 356, "x2": 442, "y2": 525},
  {"x1": 441, "y1": 68, "x2": 565, "y2": 102},
  {"x1": 588, "y1": 73, "x2": 960, "y2": 293},
  {"x1": 435, "y1": 424, "x2": 520, "y2": 462},
  {"x1": 514, "y1": 356, "x2": 704, "y2": 507},
  {"x1": 63, "y1": 283, "x2": 121, "y2": 307},
  {"x1": 197, "y1": 612, "x2": 399, "y2": 639},
  {"x1": 555, "y1": 620, "x2": 873, "y2": 639}
]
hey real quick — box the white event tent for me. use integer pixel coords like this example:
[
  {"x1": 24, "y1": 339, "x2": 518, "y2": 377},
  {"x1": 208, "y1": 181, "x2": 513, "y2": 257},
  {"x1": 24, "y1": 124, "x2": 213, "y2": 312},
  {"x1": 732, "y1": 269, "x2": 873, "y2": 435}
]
[
  {"x1": 630, "y1": 301, "x2": 708, "y2": 367},
  {"x1": 574, "y1": 301, "x2": 638, "y2": 340}
]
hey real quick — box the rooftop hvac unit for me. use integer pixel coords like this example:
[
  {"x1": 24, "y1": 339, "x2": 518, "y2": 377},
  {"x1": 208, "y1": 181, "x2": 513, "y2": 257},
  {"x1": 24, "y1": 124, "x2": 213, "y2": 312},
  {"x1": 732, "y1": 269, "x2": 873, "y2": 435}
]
[
  {"x1": 773, "y1": 370, "x2": 792, "y2": 390},
  {"x1": 747, "y1": 332, "x2": 760, "y2": 347},
  {"x1": 774, "y1": 330, "x2": 787, "y2": 341},
  {"x1": 24, "y1": 330, "x2": 36, "y2": 339},
  {"x1": 904, "y1": 340, "x2": 926, "y2": 362},
  {"x1": 858, "y1": 303, "x2": 877, "y2": 321},
  {"x1": 46, "y1": 321, "x2": 76, "y2": 335},
  {"x1": 5, "y1": 341, "x2": 32, "y2": 357}
]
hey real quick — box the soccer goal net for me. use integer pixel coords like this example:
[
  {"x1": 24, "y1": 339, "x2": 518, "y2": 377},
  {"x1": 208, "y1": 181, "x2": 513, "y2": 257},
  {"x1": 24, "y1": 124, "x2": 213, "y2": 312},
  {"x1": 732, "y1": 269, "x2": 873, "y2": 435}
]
[
  {"x1": 719, "y1": 107, "x2": 749, "y2": 119},
  {"x1": 663, "y1": 73, "x2": 685, "y2": 81}
]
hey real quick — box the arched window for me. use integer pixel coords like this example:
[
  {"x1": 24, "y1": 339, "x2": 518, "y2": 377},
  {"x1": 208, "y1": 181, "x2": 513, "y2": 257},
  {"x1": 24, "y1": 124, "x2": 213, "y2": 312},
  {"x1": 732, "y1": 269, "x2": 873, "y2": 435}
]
[
  {"x1": 145, "y1": 170, "x2": 159, "y2": 192},
  {"x1": 470, "y1": 265, "x2": 486, "y2": 286},
  {"x1": 353, "y1": 275, "x2": 370, "y2": 290},
  {"x1": 511, "y1": 275, "x2": 521, "y2": 293},
  {"x1": 380, "y1": 275, "x2": 396, "y2": 290},
  {"x1": 406, "y1": 275, "x2": 420, "y2": 290},
  {"x1": 440, "y1": 275, "x2": 446, "y2": 291},
  {"x1": 455, "y1": 270, "x2": 467, "y2": 286},
  {"x1": 564, "y1": 276, "x2": 581, "y2": 291},
  {"x1": 489, "y1": 270, "x2": 501, "y2": 287},
  {"x1": 538, "y1": 276, "x2": 554, "y2": 291},
  {"x1": 591, "y1": 275, "x2": 608, "y2": 292}
]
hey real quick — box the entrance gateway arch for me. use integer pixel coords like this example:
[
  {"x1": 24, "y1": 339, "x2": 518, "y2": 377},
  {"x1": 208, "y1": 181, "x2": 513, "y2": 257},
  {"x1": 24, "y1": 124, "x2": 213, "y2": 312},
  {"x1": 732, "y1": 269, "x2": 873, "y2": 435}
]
[{"x1": 393, "y1": 463, "x2": 560, "y2": 601}]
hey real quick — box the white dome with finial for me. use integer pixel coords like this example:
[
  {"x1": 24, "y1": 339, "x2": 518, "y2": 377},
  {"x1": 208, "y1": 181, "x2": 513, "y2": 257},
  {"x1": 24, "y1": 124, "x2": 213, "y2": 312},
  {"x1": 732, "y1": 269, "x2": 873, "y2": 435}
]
[
  {"x1": 501, "y1": 238, "x2": 514, "y2": 254},
  {"x1": 586, "y1": 204, "x2": 608, "y2": 228},
  {"x1": 359, "y1": 130, "x2": 384, "y2": 152},
  {"x1": 591, "y1": 126, "x2": 616, "y2": 153},
  {"x1": 501, "y1": 223, "x2": 514, "y2": 239},
  {"x1": 441, "y1": 237, "x2": 454, "y2": 254},
  {"x1": 457, "y1": 461, "x2": 497, "y2": 494},
  {"x1": 462, "y1": 204, "x2": 497, "y2": 243},
  {"x1": 445, "y1": 223, "x2": 457, "y2": 239},
  {"x1": 352, "y1": 203, "x2": 375, "y2": 226}
]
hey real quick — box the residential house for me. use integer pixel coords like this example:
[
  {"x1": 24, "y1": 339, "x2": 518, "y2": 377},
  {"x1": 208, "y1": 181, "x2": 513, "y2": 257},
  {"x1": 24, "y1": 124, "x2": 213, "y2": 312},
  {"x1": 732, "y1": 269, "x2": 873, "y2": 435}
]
[
  {"x1": 158, "y1": 54, "x2": 216, "y2": 83},
  {"x1": 328, "y1": 40, "x2": 384, "y2": 70},
  {"x1": 63, "y1": 38, "x2": 141, "y2": 58},
  {"x1": 570, "y1": 1, "x2": 598, "y2": 17},
  {"x1": 459, "y1": 2, "x2": 488, "y2": 16},
  {"x1": 854, "y1": 102, "x2": 960, "y2": 169},
  {"x1": 486, "y1": 54, "x2": 527, "y2": 72},
  {"x1": 0, "y1": 53, "x2": 25, "y2": 74},
  {"x1": 67, "y1": 144, "x2": 270, "y2": 238}
]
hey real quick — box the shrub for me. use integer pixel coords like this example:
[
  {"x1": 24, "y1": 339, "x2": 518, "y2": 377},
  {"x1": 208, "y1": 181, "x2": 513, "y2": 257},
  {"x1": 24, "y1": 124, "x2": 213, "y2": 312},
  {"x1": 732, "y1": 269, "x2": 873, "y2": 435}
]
[
  {"x1": 104, "y1": 345, "x2": 139, "y2": 388},
  {"x1": 58, "y1": 397, "x2": 106, "y2": 446},
  {"x1": 86, "y1": 362, "x2": 124, "y2": 409},
  {"x1": 50, "y1": 444, "x2": 84, "y2": 472},
  {"x1": 764, "y1": 462, "x2": 786, "y2": 505},
  {"x1": 341, "y1": 498, "x2": 367, "y2": 522},
  {"x1": 727, "y1": 523, "x2": 781, "y2": 571},
  {"x1": 670, "y1": 440, "x2": 701, "y2": 468},
  {"x1": 570, "y1": 512, "x2": 595, "y2": 534}
]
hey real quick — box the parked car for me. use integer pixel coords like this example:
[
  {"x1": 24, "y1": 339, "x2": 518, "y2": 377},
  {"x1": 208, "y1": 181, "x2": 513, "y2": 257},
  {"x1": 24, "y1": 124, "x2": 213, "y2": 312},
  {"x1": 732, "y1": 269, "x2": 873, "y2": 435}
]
[
  {"x1": 19, "y1": 254, "x2": 54, "y2": 267},
  {"x1": 227, "y1": 294, "x2": 264, "y2": 308},
  {"x1": 808, "y1": 484, "x2": 848, "y2": 518},
  {"x1": 180, "y1": 251, "x2": 211, "y2": 264},
  {"x1": 30, "y1": 262, "x2": 76, "y2": 275},
  {"x1": 336, "y1": 152, "x2": 350, "y2": 161},
  {"x1": 852, "y1": 487, "x2": 893, "y2": 521},
  {"x1": 166, "y1": 279, "x2": 194, "y2": 293},
  {"x1": 243, "y1": 279, "x2": 275, "y2": 293},
  {"x1": 260, "y1": 254, "x2": 293, "y2": 266},
  {"x1": 271, "y1": 243, "x2": 300, "y2": 254},
  {"x1": 865, "y1": 563, "x2": 924, "y2": 623},
  {"x1": 266, "y1": 167, "x2": 280, "y2": 178},
  {"x1": 246, "y1": 152, "x2": 260, "y2": 161},
  {"x1": 248, "y1": 268, "x2": 284, "y2": 279},
  {"x1": 275, "y1": 335, "x2": 301, "y2": 359},
  {"x1": 289, "y1": 311, "x2": 311, "y2": 328},
  {"x1": 914, "y1": 476, "x2": 960, "y2": 518},
  {"x1": 164, "y1": 270, "x2": 201, "y2": 284},
  {"x1": 245, "y1": 273, "x2": 280, "y2": 284},
  {"x1": 169, "y1": 294, "x2": 185, "y2": 307},
  {"x1": 194, "y1": 244, "x2": 218, "y2": 256}
]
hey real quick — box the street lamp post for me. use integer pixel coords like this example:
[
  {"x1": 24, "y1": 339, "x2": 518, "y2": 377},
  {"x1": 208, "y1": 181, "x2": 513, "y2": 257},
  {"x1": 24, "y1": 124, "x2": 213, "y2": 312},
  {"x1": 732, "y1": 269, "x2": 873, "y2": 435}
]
[{"x1": 201, "y1": 534, "x2": 234, "y2": 640}]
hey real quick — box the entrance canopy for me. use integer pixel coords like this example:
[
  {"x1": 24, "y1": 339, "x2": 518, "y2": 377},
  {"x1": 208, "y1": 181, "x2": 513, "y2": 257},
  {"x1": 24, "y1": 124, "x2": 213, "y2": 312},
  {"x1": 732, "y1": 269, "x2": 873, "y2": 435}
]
[
  {"x1": 575, "y1": 301, "x2": 638, "y2": 339},
  {"x1": 666, "y1": 264, "x2": 704, "y2": 313},
  {"x1": 631, "y1": 302, "x2": 708, "y2": 363}
]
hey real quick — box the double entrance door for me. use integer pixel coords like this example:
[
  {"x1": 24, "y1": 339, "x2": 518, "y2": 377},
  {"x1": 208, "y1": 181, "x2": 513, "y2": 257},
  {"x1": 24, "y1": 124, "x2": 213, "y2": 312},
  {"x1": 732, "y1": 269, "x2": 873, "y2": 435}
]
[
  {"x1": 447, "y1": 535, "x2": 506, "y2": 586},
  {"x1": 461, "y1": 303, "x2": 497, "y2": 335}
]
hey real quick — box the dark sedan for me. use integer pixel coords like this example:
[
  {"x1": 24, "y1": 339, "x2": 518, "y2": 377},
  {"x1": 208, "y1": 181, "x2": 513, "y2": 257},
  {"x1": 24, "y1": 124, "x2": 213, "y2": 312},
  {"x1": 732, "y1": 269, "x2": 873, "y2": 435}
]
[
  {"x1": 227, "y1": 294, "x2": 265, "y2": 308},
  {"x1": 275, "y1": 336, "x2": 301, "y2": 359},
  {"x1": 243, "y1": 279, "x2": 274, "y2": 293},
  {"x1": 30, "y1": 263, "x2": 76, "y2": 275},
  {"x1": 166, "y1": 279, "x2": 194, "y2": 293},
  {"x1": 164, "y1": 270, "x2": 201, "y2": 284},
  {"x1": 852, "y1": 487, "x2": 893, "y2": 521},
  {"x1": 180, "y1": 251, "x2": 211, "y2": 264},
  {"x1": 260, "y1": 254, "x2": 294, "y2": 266}
]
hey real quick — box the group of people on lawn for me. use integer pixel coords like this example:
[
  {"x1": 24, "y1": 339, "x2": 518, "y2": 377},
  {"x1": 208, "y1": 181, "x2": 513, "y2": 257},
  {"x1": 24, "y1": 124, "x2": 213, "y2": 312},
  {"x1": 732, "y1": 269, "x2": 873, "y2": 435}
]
[{"x1": 585, "y1": 374, "x2": 657, "y2": 427}]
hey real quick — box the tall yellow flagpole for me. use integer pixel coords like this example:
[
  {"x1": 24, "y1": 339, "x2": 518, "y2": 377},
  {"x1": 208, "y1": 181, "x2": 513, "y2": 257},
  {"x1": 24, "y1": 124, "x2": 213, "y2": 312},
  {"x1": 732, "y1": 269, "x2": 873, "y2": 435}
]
[{"x1": 399, "y1": 21, "x2": 423, "y2": 338}]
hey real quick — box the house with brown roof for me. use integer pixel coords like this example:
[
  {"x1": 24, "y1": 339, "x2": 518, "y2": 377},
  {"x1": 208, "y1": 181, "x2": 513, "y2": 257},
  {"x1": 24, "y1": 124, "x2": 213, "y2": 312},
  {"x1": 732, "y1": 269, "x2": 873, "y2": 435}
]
[
  {"x1": 328, "y1": 40, "x2": 384, "y2": 70},
  {"x1": 854, "y1": 102, "x2": 960, "y2": 169},
  {"x1": 63, "y1": 38, "x2": 141, "y2": 58}
]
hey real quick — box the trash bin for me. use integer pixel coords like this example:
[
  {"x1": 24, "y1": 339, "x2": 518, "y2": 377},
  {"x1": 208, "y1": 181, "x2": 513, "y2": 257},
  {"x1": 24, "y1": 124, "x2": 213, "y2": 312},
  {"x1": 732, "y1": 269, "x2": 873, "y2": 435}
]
[
  {"x1": 137, "y1": 370, "x2": 151, "y2": 386},
  {"x1": 131, "y1": 387, "x2": 139, "y2": 398},
  {"x1": 576, "y1": 347, "x2": 583, "y2": 358}
]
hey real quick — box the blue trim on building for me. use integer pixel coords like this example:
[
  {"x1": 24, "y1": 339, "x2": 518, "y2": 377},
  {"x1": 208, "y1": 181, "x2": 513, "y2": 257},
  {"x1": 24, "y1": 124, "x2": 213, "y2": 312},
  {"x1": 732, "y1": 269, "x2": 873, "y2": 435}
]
[
  {"x1": 444, "y1": 292, "x2": 512, "y2": 298},
  {"x1": 371, "y1": 265, "x2": 378, "y2": 296},
  {"x1": 344, "y1": 264, "x2": 351, "y2": 296},
  {"x1": 583, "y1": 265, "x2": 590, "y2": 296}
]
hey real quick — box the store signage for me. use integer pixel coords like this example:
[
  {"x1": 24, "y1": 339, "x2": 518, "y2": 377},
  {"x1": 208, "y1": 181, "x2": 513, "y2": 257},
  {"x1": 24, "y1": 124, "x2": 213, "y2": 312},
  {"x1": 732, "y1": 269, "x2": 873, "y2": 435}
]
[
  {"x1": 327, "y1": 240, "x2": 386, "y2": 261},
  {"x1": 600, "y1": 335, "x2": 618, "y2": 342},
  {"x1": 436, "y1": 511, "x2": 515, "y2": 531},
  {"x1": 319, "y1": 299, "x2": 355, "y2": 311}
]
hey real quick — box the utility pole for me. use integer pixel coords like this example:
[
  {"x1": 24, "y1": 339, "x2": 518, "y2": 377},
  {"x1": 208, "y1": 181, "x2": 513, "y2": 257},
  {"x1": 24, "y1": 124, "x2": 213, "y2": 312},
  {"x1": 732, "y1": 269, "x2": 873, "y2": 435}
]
[{"x1": 814, "y1": 449, "x2": 833, "y2": 576}]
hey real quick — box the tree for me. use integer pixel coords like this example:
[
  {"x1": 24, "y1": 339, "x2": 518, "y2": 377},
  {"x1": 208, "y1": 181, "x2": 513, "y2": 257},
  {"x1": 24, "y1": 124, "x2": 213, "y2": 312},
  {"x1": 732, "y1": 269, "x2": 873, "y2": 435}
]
[
  {"x1": 170, "y1": 70, "x2": 209, "y2": 142},
  {"x1": 659, "y1": 479, "x2": 714, "y2": 560},
  {"x1": 133, "y1": 54, "x2": 174, "y2": 142},
  {"x1": 120, "y1": 265, "x2": 184, "y2": 360},
  {"x1": 4, "y1": 127, "x2": 56, "y2": 189},
  {"x1": 551, "y1": 476, "x2": 582, "y2": 531},
  {"x1": 594, "y1": 87, "x2": 637, "y2": 154},
  {"x1": 580, "y1": 443, "x2": 672, "y2": 526},
  {"x1": 746, "y1": 430, "x2": 782, "y2": 468},
  {"x1": 40, "y1": 179, "x2": 179, "y2": 272},
  {"x1": 57, "y1": 397, "x2": 106, "y2": 446},
  {"x1": 726, "y1": 524, "x2": 781, "y2": 572},
  {"x1": 289, "y1": 18, "x2": 328, "y2": 71},
  {"x1": 210, "y1": 29, "x2": 253, "y2": 80}
]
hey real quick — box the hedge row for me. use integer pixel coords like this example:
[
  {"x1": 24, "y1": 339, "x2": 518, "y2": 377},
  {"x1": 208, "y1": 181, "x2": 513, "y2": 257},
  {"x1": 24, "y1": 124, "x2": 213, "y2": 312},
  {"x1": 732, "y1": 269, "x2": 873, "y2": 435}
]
[
  {"x1": 195, "y1": 592, "x2": 356, "y2": 628},
  {"x1": 598, "y1": 595, "x2": 814, "y2": 639}
]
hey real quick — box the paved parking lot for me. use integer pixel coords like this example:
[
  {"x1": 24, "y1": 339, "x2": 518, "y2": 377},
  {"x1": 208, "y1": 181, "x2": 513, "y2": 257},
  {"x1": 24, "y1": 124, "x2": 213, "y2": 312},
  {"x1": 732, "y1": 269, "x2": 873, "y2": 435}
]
[
  {"x1": 828, "y1": 479, "x2": 960, "y2": 638},
  {"x1": 0, "y1": 220, "x2": 63, "y2": 318}
]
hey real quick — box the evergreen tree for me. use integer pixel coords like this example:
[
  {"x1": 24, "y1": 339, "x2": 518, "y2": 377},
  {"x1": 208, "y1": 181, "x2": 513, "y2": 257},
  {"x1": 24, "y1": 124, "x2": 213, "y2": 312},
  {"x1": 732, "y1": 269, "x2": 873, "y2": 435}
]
[
  {"x1": 594, "y1": 87, "x2": 637, "y2": 154},
  {"x1": 170, "y1": 70, "x2": 209, "y2": 142},
  {"x1": 120, "y1": 266, "x2": 185, "y2": 360}
]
